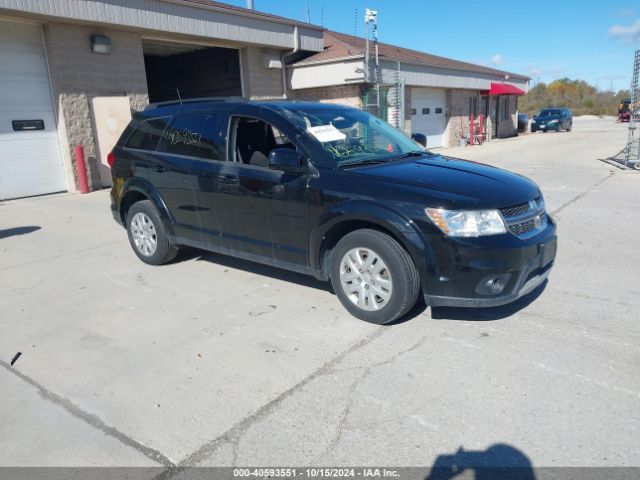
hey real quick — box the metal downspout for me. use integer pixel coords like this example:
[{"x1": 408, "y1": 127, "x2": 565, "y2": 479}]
[{"x1": 281, "y1": 25, "x2": 300, "y2": 99}]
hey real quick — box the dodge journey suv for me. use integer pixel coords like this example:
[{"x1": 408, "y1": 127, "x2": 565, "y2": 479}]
[{"x1": 110, "y1": 99, "x2": 557, "y2": 324}]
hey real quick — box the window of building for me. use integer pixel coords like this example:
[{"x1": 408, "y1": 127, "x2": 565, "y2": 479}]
[
  {"x1": 422, "y1": 108, "x2": 430, "y2": 115},
  {"x1": 124, "y1": 117, "x2": 170, "y2": 151},
  {"x1": 501, "y1": 97, "x2": 510, "y2": 120},
  {"x1": 410, "y1": 108, "x2": 417, "y2": 115},
  {"x1": 435, "y1": 107, "x2": 443, "y2": 114},
  {"x1": 469, "y1": 97, "x2": 478, "y2": 116},
  {"x1": 165, "y1": 114, "x2": 224, "y2": 160}
]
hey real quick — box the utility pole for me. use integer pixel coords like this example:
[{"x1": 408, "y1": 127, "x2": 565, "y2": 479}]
[{"x1": 305, "y1": 2, "x2": 310, "y2": 23}]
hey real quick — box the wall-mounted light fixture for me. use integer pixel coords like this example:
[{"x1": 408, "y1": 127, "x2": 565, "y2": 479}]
[{"x1": 91, "y1": 35, "x2": 111, "y2": 54}]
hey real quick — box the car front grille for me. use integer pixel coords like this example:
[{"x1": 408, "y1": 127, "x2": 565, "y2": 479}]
[
  {"x1": 500, "y1": 197, "x2": 546, "y2": 238},
  {"x1": 500, "y1": 202, "x2": 531, "y2": 217}
]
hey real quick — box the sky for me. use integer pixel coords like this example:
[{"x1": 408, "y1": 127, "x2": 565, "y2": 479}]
[{"x1": 223, "y1": 0, "x2": 640, "y2": 92}]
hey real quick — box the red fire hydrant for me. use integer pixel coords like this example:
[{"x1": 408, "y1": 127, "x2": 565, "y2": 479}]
[{"x1": 73, "y1": 145, "x2": 90, "y2": 194}]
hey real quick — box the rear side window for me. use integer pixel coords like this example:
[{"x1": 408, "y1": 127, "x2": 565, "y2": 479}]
[
  {"x1": 165, "y1": 114, "x2": 224, "y2": 160},
  {"x1": 125, "y1": 117, "x2": 170, "y2": 151}
]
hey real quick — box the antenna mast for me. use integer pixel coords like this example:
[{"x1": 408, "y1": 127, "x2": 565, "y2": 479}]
[
  {"x1": 354, "y1": 9, "x2": 358, "y2": 37},
  {"x1": 626, "y1": 50, "x2": 640, "y2": 169},
  {"x1": 365, "y1": 8, "x2": 380, "y2": 115}
]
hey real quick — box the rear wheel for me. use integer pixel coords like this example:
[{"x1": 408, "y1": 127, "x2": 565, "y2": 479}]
[
  {"x1": 330, "y1": 229, "x2": 420, "y2": 324},
  {"x1": 126, "y1": 200, "x2": 178, "y2": 265}
]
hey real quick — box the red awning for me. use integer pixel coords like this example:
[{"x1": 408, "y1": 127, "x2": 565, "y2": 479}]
[{"x1": 481, "y1": 82, "x2": 526, "y2": 96}]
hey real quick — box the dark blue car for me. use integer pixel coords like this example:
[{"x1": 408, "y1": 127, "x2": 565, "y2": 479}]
[{"x1": 531, "y1": 108, "x2": 572, "y2": 132}]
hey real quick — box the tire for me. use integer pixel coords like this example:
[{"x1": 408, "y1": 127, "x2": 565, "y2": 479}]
[
  {"x1": 329, "y1": 229, "x2": 420, "y2": 324},
  {"x1": 126, "y1": 200, "x2": 178, "y2": 265},
  {"x1": 567, "y1": 123, "x2": 572, "y2": 132}
]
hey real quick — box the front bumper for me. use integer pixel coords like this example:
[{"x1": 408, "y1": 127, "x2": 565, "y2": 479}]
[{"x1": 421, "y1": 221, "x2": 557, "y2": 308}]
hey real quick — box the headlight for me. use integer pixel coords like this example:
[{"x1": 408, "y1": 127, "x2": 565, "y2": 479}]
[
  {"x1": 531, "y1": 119, "x2": 537, "y2": 123},
  {"x1": 425, "y1": 208, "x2": 507, "y2": 237}
]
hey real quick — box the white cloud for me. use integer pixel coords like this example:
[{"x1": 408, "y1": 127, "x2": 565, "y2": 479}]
[
  {"x1": 491, "y1": 53, "x2": 505, "y2": 65},
  {"x1": 609, "y1": 20, "x2": 640, "y2": 42}
]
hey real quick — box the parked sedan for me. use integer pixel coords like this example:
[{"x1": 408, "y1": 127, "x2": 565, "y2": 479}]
[
  {"x1": 517, "y1": 113, "x2": 529, "y2": 133},
  {"x1": 531, "y1": 108, "x2": 572, "y2": 132}
]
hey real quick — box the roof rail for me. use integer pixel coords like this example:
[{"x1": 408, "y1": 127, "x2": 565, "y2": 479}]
[{"x1": 145, "y1": 96, "x2": 247, "y2": 110}]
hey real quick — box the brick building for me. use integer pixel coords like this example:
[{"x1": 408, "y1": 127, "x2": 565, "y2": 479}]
[{"x1": 0, "y1": 0, "x2": 528, "y2": 201}]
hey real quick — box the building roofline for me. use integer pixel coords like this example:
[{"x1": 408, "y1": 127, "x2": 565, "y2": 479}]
[
  {"x1": 294, "y1": 29, "x2": 529, "y2": 81},
  {"x1": 162, "y1": 0, "x2": 324, "y2": 30}
]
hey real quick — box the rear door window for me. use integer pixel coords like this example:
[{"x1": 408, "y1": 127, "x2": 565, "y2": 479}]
[
  {"x1": 165, "y1": 113, "x2": 225, "y2": 161},
  {"x1": 124, "y1": 117, "x2": 170, "y2": 151}
]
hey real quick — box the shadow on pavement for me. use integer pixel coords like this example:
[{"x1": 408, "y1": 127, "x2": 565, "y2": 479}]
[
  {"x1": 426, "y1": 444, "x2": 536, "y2": 480},
  {"x1": 173, "y1": 247, "x2": 546, "y2": 325},
  {"x1": 173, "y1": 247, "x2": 427, "y2": 325},
  {"x1": 176, "y1": 247, "x2": 332, "y2": 292},
  {"x1": 429, "y1": 282, "x2": 547, "y2": 321},
  {"x1": 0, "y1": 226, "x2": 41, "y2": 240}
]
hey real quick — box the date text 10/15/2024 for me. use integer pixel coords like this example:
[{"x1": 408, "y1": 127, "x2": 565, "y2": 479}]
[{"x1": 233, "y1": 468, "x2": 400, "y2": 478}]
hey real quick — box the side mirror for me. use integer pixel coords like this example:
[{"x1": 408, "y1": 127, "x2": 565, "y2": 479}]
[
  {"x1": 269, "y1": 148, "x2": 307, "y2": 173},
  {"x1": 412, "y1": 133, "x2": 427, "y2": 148}
]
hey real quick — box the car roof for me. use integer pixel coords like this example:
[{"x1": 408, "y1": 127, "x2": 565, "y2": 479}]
[{"x1": 137, "y1": 98, "x2": 355, "y2": 120}]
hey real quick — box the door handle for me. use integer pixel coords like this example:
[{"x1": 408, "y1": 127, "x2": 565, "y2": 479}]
[
  {"x1": 153, "y1": 165, "x2": 166, "y2": 173},
  {"x1": 218, "y1": 174, "x2": 238, "y2": 184}
]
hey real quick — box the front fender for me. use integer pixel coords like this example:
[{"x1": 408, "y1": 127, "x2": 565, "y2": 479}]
[{"x1": 309, "y1": 200, "x2": 435, "y2": 279}]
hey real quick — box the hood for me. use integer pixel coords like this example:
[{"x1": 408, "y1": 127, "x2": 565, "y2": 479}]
[{"x1": 350, "y1": 154, "x2": 540, "y2": 209}]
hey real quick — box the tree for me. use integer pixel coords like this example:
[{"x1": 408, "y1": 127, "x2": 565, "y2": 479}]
[{"x1": 519, "y1": 78, "x2": 621, "y2": 116}]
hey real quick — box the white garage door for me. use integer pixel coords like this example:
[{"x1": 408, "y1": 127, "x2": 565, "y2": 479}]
[
  {"x1": 0, "y1": 20, "x2": 67, "y2": 200},
  {"x1": 411, "y1": 88, "x2": 446, "y2": 148}
]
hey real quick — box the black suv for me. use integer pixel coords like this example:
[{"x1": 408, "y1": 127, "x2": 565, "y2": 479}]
[
  {"x1": 110, "y1": 100, "x2": 557, "y2": 324},
  {"x1": 531, "y1": 108, "x2": 572, "y2": 132}
]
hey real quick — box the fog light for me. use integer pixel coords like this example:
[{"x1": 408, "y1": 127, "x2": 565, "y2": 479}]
[
  {"x1": 487, "y1": 278, "x2": 505, "y2": 294},
  {"x1": 476, "y1": 273, "x2": 511, "y2": 296}
]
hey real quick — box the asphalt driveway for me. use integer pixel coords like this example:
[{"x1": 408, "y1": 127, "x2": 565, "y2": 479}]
[{"x1": 1, "y1": 117, "x2": 638, "y2": 473}]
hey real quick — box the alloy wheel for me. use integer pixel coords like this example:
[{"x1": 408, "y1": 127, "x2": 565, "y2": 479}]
[
  {"x1": 339, "y1": 247, "x2": 393, "y2": 311},
  {"x1": 130, "y1": 212, "x2": 158, "y2": 257}
]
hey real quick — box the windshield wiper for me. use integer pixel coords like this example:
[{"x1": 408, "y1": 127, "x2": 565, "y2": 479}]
[
  {"x1": 394, "y1": 150, "x2": 427, "y2": 160},
  {"x1": 337, "y1": 158, "x2": 393, "y2": 168}
]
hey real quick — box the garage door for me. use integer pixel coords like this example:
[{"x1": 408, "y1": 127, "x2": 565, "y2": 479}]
[
  {"x1": 411, "y1": 88, "x2": 446, "y2": 148},
  {"x1": 0, "y1": 20, "x2": 67, "y2": 200}
]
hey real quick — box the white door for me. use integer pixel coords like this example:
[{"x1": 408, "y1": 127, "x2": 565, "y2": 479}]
[
  {"x1": 91, "y1": 96, "x2": 132, "y2": 187},
  {"x1": 411, "y1": 88, "x2": 446, "y2": 148},
  {"x1": 0, "y1": 20, "x2": 67, "y2": 200}
]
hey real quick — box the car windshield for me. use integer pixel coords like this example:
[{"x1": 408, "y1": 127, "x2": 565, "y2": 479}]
[
  {"x1": 278, "y1": 104, "x2": 425, "y2": 167},
  {"x1": 538, "y1": 109, "x2": 563, "y2": 116}
]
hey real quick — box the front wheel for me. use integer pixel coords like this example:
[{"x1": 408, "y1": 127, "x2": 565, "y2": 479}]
[{"x1": 330, "y1": 229, "x2": 420, "y2": 324}]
